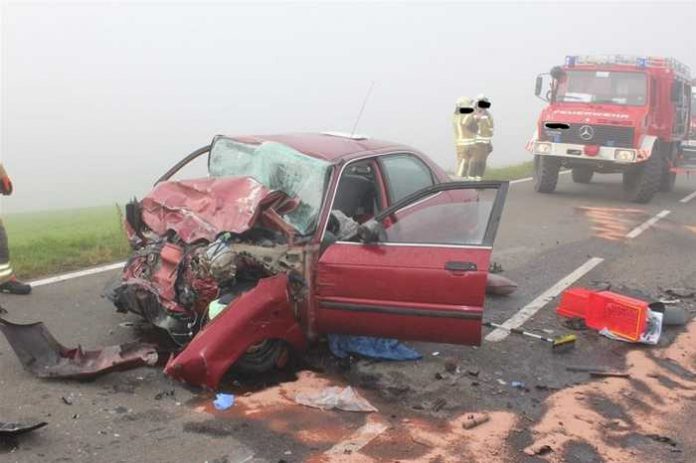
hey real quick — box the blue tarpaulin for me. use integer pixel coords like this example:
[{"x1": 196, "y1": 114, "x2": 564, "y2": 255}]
[{"x1": 328, "y1": 334, "x2": 422, "y2": 361}]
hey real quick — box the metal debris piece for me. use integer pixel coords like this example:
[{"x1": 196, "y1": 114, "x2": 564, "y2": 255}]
[
  {"x1": 213, "y1": 393, "x2": 235, "y2": 411},
  {"x1": 0, "y1": 421, "x2": 47, "y2": 437},
  {"x1": 462, "y1": 413, "x2": 490, "y2": 429},
  {"x1": 0, "y1": 318, "x2": 158, "y2": 379},
  {"x1": 589, "y1": 371, "x2": 631, "y2": 378}
]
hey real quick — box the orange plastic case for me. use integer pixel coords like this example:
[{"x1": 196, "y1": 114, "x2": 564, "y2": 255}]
[{"x1": 556, "y1": 287, "x2": 648, "y2": 342}]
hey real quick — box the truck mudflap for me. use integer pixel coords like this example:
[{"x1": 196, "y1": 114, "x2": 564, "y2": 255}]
[{"x1": 164, "y1": 273, "x2": 307, "y2": 389}]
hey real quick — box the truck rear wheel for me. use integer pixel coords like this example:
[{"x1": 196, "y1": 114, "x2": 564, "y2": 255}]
[
  {"x1": 624, "y1": 152, "x2": 661, "y2": 203},
  {"x1": 534, "y1": 155, "x2": 561, "y2": 193},
  {"x1": 571, "y1": 167, "x2": 594, "y2": 184}
]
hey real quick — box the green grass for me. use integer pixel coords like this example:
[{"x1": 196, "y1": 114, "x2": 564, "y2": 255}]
[
  {"x1": 483, "y1": 160, "x2": 535, "y2": 181},
  {"x1": 4, "y1": 205, "x2": 130, "y2": 279}
]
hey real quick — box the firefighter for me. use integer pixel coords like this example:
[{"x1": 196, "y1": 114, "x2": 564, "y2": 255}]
[
  {"x1": 452, "y1": 96, "x2": 478, "y2": 178},
  {"x1": 471, "y1": 94, "x2": 494, "y2": 180},
  {"x1": 0, "y1": 163, "x2": 31, "y2": 295}
]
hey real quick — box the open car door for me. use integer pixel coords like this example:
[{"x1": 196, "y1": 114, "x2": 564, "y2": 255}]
[{"x1": 315, "y1": 181, "x2": 508, "y2": 345}]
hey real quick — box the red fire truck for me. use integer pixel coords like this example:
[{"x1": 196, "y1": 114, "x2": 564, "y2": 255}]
[{"x1": 529, "y1": 55, "x2": 692, "y2": 203}]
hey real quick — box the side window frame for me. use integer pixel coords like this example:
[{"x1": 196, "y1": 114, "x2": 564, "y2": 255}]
[{"x1": 377, "y1": 153, "x2": 436, "y2": 205}]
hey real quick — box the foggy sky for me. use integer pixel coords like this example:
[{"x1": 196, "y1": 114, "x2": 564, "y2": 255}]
[{"x1": 2, "y1": 1, "x2": 695, "y2": 213}]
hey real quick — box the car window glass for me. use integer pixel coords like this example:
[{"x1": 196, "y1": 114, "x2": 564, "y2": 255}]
[
  {"x1": 380, "y1": 155, "x2": 434, "y2": 203},
  {"x1": 383, "y1": 188, "x2": 497, "y2": 246}
]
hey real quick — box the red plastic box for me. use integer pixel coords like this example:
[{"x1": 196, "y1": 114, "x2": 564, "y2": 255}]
[{"x1": 556, "y1": 287, "x2": 648, "y2": 342}]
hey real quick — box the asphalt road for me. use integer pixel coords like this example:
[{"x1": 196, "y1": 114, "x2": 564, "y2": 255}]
[{"x1": 1, "y1": 171, "x2": 696, "y2": 463}]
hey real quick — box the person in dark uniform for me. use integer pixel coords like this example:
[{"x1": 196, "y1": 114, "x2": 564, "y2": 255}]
[{"x1": 0, "y1": 163, "x2": 31, "y2": 295}]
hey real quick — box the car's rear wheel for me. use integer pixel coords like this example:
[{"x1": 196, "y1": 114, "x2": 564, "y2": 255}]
[
  {"x1": 571, "y1": 167, "x2": 594, "y2": 184},
  {"x1": 534, "y1": 155, "x2": 561, "y2": 193}
]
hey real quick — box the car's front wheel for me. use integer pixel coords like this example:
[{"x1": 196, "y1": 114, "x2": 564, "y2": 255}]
[{"x1": 233, "y1": 339, "x2": 289, "y2": 374}]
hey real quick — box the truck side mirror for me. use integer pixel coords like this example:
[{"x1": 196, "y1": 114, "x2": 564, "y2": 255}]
[
  {"x1": 671, "y1": 82, "x2": 682, "y2": 102},
  {"x1": 535, "y1": 76, "x2": 543, "y2": 97}
]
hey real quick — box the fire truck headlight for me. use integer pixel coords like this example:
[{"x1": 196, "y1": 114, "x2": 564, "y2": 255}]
[
  {"x1": 535, "y1": 142, "x2": 552, "y2": 154},
  {"x1": 614, "y1": 149, "x2": 636, "y2": 162}
]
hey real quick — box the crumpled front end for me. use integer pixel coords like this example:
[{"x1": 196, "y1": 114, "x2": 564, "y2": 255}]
[{"x1": 107, "y1": 175, "x2": 309, "y2": 384}]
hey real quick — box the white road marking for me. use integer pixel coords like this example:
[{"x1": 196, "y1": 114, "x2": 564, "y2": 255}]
[
  {"x1": 324, "y1": 419, "x2": 389, "y2": 456},
  {"x1": 507, "y1": 170, "x2": 570, "y2": 185},
  {"x1": 625, "y1": 210, "x2": 671, "y2": 239},
  {"x1": 680, "y1": 190, "x2": 696, "y2": 204},
  {"x1": 30, "y1": 261, "x2": 126, "y2": 288},
  {"x1": 486, "y1": 257, "x2": 604, "y2": 342}
]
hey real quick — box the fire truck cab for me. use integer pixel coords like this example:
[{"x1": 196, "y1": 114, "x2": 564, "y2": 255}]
[{"x1": 530, "y1": 55, "x2": 692, "y2": 203}]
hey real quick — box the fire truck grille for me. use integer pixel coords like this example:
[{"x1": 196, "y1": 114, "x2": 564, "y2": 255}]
[{"x1": 541, "y1": 124, "x2": 635, "y2": 148}]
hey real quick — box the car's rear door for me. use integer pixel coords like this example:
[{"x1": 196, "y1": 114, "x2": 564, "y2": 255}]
[{"x1": 315, "y1": 181, "x2": 508, "y2": 345}]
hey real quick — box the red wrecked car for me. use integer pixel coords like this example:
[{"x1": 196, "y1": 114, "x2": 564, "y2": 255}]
[{"x1": 109, "y1": 132, "x2": 509, "y2": 389}]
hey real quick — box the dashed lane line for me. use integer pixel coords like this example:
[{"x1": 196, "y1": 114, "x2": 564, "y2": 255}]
[
  {"x1": 680, "y1": 190, "x2": 696, "y2": 204},
  {"x1": 625, "y1": 210, "x2": 671, "y2": 239}
]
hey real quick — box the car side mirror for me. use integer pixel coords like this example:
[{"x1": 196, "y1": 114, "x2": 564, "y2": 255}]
[{"x1": 357, "y1": 219, "x2": 385, "y2": 244}]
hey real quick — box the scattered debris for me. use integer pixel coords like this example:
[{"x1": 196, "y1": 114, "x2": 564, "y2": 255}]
[
  {"x1": 295, "y1": 386, "x2": 377, "y2": 412},
  {"x1": 589, "y1": 371, "x2": 631, "y2": 379},
  {"x1": 462, "y1": 413, "x2": 490, "y2": 430},
  {"x1": 497, "y1": 379, "x2": 507, "y2": 386},
  {"x1": 154, "y1": 389, "x2": 175, "y2": 401},
  {"x1": 0, "y1": 421, "x2": 48, "y2": 437},
  {"x1": 431, "y1": 351, "x2": 440, "y2": 356},
  {"x1": 467, "y1": 369, "x2": 480, "y2": 377},
  {"x1": 661, "y1": 306, "x2": 688, "y2": 326},
  {"x1": 327, "y1": 335, "x2": 421, "y2": 361},
  {"x1": 566, "y1": 365, "x2": 630, "y2": 378},
  {"x1": 432, "y1": 398, "x2": 447, "y2": 412},
  {"x1": 646, "y1": 434, "x2": 678, "y2": 447},
  {"x1": 484, "y1": 321, "x2": 576, "y2": 352},
  {"x1": 511, "y1": 381, "x2": 527, "y2": 389},
  {"x1": 524, "y1": 444, "x2": 553, "y2": 456},
  {"x1": 0, "y1": 318, "x2": 158, "y2": 379},
  {"x1": 664, "y1": 288, "x2": 695, "y2": 299},
  {"x1": 489, "y1": 262, "x2": 504, "y2": 274},
  {"x1": 562, "y1": 317, "x2": 588, "y2": 331},
  {"x1": 61, "y1": 395, "x2": 73, "y2": 405},
  {"x1": 213, "y1": 393, "x2": 235, "y2": 411},
  {"x1": 486, "y1": 273, "x2": 518, "y2": 296}
]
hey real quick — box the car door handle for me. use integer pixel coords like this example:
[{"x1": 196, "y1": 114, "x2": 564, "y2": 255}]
[{"x1": 444, "y1": 261, "x2": 477, "y2": 272}]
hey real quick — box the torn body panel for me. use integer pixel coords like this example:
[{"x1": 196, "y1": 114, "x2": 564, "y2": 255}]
[
  {"x1": 137, "y1": 176, "x2": 286, "y2": 244},
  {"x1": 0, "y1": 318, "x2": 157, "y2": 379},
  {"x1": 164, "y1": 274, "x2": 307, "y2": 389}
]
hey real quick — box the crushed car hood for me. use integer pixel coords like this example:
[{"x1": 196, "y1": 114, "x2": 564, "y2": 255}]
[{"x1": 140, "y1": 176, "x2": 287, "y2": 243}]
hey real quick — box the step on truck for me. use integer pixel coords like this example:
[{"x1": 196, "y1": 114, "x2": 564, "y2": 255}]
[{"x1": 528, "y1": 55, "x2": 693, "y2": 203}]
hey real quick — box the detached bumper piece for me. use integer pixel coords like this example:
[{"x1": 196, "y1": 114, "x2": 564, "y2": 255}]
[
  {"x1": 0, "y1": 421, "x2": 47, "y2": 437},
  {"x1": 0, "y1": 318, "x2": 158, "y2": 379}
]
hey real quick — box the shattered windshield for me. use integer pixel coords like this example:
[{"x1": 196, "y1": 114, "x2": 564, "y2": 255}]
[
  {"x1": 209, "y1": 138, "x2": 331, "y2": 235},
  {"x1": 557, "y1": 70, "x2": 647, "y2": 106}
]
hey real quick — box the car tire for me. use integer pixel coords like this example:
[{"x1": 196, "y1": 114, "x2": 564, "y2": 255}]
[
  {"x1": 624, "y1": 152, "x2": 661, "y2": 203},
  {"x1": 571, "y1": 167, "x2": 594, "y2": 184},
  {"x1": 233, "y1": 339, "x2": 289, "y2": 374},
  {"x1": 534, "y1": 155, "x2": 561, "y2": 193}
]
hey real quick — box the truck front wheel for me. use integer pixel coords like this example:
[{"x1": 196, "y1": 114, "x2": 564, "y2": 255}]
[
  {"x1": 534, "y1": 155, "x2": 561, "y2": 193},
  {"x1": 623, "y1": 152, "x2": 661, "y2": 203},
  {"x1": 571, "y1": 167, "x2": 594, "y2": 184}
]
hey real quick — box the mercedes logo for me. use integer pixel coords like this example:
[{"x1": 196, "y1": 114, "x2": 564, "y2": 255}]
[{"x1": 579, "y1": 125, "x2": 595, "y2": 141}]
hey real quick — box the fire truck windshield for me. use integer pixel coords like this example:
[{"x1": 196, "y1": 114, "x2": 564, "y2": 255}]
[{"x1": 556, "y1": 70, "x2": 647, "y2": 106}]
